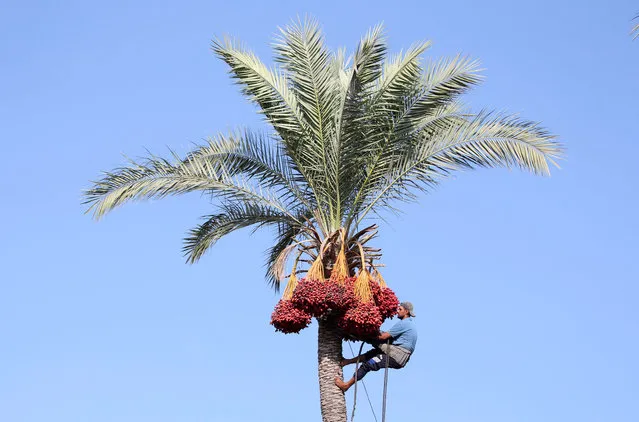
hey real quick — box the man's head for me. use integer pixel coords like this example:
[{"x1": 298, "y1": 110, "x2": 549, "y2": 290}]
[{"x1": 398, "y1": 302, "x2": 416, "y2": 319}]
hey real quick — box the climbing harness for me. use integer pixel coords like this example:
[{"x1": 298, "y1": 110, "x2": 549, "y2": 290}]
[{"x1": 348, "y1": 339, "x2": 391, "y2": 422}]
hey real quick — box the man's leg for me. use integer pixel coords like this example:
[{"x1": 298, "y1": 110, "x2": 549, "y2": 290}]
[
  {"x1": 335, "y1": 352, "x2": 402, "y2": 392},
  {"x1": 355, "y1": 352, "x2": 402, "y2": 380},
  {"x1": 340, "y1": 347, "x2": 380, "y2": 367},
  {"x1": 334, "y1": 374, "x2": 356, "y2": 391}
]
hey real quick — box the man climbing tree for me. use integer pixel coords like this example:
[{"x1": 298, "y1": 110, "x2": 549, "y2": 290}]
[{"x1": 335, "y1": 302, "x2": 418, "y2": 392}]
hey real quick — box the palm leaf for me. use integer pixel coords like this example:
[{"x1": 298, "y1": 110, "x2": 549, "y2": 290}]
[
  {"x1": 355, "y1": 112, "x2": 562, "y2": 223},
  {"x1": 273, "y1": 18, "x2": 343, "y2": 229},
  {"x1": 264, "y1": 219, "x2": 308, "y2": 290},
  {"x1": 186, "y1": 130, "x2": 312, "y2": 210},
  {"x1": 393, "y1": 55, "x2": 482, "y2": 136},
  {"x1": 372, "y1": 41, "x2": 432, "y2": 118},
  {"x1": 183, "y1": 202, "x2": 298, "y2": 264},
  {"x1": 339, "y1": 41, "x2": 433, "y2": 209},
  {"x1": 273, "y1": 18, "x2": 338, "y2": 141},
  {"x1": 212, "y1": 37, "x2": 310, "y2": 140},
  {"x1": 332, "y1": 24, "x2": 388, "y2": 226},
  {"x1": 84, "y1": 151, "x2": 302, "y2": 223}
]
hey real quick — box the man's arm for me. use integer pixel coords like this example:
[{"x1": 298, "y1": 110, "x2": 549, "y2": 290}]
[{"x1": 377, "y1": 331, "x2": 392, "y2": 341}]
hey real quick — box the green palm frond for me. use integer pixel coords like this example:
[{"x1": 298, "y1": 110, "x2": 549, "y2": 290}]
[
  {"x1": 273, "y1": 18, "x2": 342, "y2": 229},
  {"x1": 340, "y1": 41, "x2": 432, "y2": 182},
  {"x1": 332, "y1": 24, "x2": 387, "y2": 145},
  {"x1": 341, "y1": 55, "x2": 480, "y2": 224},
  {"x1": 355, "y1": 112, "x2": 562, "y2": 223},
  {"x1": 343, "y1": 102, "x2": 467, "y2": 226},
  {"x1": 333, "y1": 25, "x2": 387, "y2": 150},
  {"x1": 333, "y1": 24, "x2": 388, "y2": 227},
  {"x1": 186, "y1": 130, "x2": 312, "y2": 210},
  {"x1": 274, "y1": 18, "x2": 338, "y2": 141},
  {"x1": 84, "y1": 150, "x2": 302, "y2": 223},
  {"x1": 183, "y1": 202, "x2": 298, "y2": 264},
  {"x1": 264, "y1": 219, "x2": 309, "y2": 290},
  {"x1": 349, "y1": 24, "x2": 387, "y2": 89},
  {"x1": 424, "y1": 113, "x2": 561, "y2": 174},
  {"x1": 211, "y1": 37, "x2": 309, "y2": 140},
  {"x1": 373, "y1": 41, "x2": 432, "y2": 116},
  {"x1": 393, "y1": 55, "x2": 482, "y2": 136},
  {"x1": 633, "y1": 14, "x2": 639, "y2": 39}
]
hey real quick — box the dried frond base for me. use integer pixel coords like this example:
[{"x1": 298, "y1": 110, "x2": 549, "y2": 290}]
[
  {"x1": 306, "y1": 255, "x2": 325, "y2": 281},
  {"x1": 282, "y1": 273, "x2": 298, "y2": 300},
  {"x1": 373, "y1": 269, "x2": 388, "y2": 289},
  {"x1": 354, "y1": 269, "x2": 373, "y2": 302},
  {"x1": 329, "y1": 247, "x2": 349, "y2": 285}
]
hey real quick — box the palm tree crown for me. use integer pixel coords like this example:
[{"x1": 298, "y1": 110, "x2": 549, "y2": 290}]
[{"x1": 84, "y1": 19, "x2": 562, "y2": 289}]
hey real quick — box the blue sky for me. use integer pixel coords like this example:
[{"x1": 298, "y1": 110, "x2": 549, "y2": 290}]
[{"x1": 1, "y1": 1, "x2": 638, "y2": 421}]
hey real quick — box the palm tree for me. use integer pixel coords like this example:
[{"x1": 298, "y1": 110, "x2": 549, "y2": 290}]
[
  {"x1": 633, "y1": 14, "x2": 639, "y2": 39},
  {"x1": 84, "y1": 19, "x2": 562, "y2": 422}
]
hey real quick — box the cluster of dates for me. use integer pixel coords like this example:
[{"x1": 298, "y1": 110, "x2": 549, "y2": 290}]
[{"x1": 270, "y1": 276, "x2": 399, "y2": 341}]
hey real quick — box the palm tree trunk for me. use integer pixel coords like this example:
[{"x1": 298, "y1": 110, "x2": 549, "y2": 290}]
[{"x1": 317, "y1": 318, "x2": 347, "y2": 422}]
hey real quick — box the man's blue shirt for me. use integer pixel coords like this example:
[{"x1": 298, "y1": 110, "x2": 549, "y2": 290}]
[{"x1": 388, "y1": 317, "x2": 417, "y2": 352}]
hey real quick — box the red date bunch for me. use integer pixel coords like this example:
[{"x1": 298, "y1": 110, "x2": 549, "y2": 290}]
[
  {"x1": 291, "y1": 277, "x2": 358, "y2": 316},
  {"x1": 270, "y1": 276, "x2": 399, "y2": 338},
  {"x1": 338, "y1": 301, "x2": 383, "y2": 340},
  {"x1": 325, "y1": 277, "x2": 357, "y2": 312},
  {"x1": 337, "y1": 279, "x2": 398, "y2": 340},
  {"x1": 290, "y1": 278, "x2": 330, "y2": 316},
  {"x1": 270, "y1": 299, "x2": 312, "y2": 334},
  {"x1": 375, "y1": 287, "x2": 399, "y2": 320}
]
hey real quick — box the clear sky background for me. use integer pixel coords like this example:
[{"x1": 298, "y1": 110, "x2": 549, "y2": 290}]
[{"x1": 1, "y1": 1, "x2": 638, "y2": 421}]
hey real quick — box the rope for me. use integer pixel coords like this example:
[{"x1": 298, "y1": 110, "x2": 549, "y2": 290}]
[
  {"x1": 345, "y1": 339, "x2": 393, "y2": 422},
  {"x1": 381, "y1": 339, "x2": 390, "y2": 422},
  {"x1": 350, "y1": 342, "x2": 365, "y2": 422},
  {"x1": 347, "y1": 342, "x2": 379, "y2": 422},
  {"x1": 359, "y1": 368, "x2": 379, "y2": 422}
]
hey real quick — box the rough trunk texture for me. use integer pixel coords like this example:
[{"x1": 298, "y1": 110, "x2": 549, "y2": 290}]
[{"x1": 317, "y1": 318, "x2": 347, "y2": 422}]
